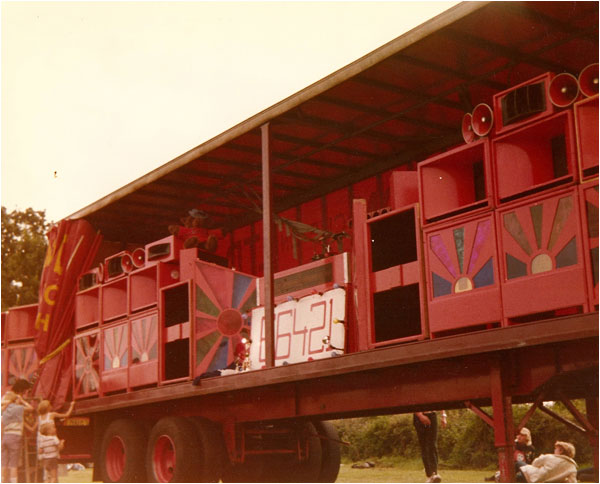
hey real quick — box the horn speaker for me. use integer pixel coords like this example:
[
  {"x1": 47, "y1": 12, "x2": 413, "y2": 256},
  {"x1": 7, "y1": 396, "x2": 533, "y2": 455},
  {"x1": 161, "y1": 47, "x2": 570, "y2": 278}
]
[
  {"x1": 121, "y1": 253, "x2": 134, "y2": 273},
  {"x1": 578, "y1": 63, "x2": 599, "y2": 98},
  {"x1": 132, "y1": 248, "x2": 146, "y2": 268},
  {"x1": 471, "y1": 103, "x2": 494, "y2": 137},
  {"x1": 461, "y1": 113, "x2": 476, "y2": 143},
  {"x1": 549, "y1": 73, "x2": 579, "y2": 108}
]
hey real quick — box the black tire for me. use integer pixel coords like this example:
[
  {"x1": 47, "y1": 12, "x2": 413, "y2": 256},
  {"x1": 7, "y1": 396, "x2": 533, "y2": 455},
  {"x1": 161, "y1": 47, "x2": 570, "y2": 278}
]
[
  {"x1": 313, "y1": 421, "x2": 341, "y2": 483},
  {"x1": 265, "y1": 421, "x2": 323, "y2": 483},
  {"x1": 146, "y1": 416, "x2": 206, "y2": 482},
  {"x1": 99, "y1": 419, "x2": 147, "y2": 483},
  {"x1": 190, "y1": 417, "x2": 226, "y2": 482}
]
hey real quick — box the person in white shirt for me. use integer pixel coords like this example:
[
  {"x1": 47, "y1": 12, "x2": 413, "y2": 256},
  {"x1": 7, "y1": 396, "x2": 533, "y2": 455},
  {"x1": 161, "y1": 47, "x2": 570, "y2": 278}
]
[
  {"x1": 515, "y1": 441, "x2": 578, "y2": 483},
  {"x1": 37, "y1": 421, "x2": 65, "y2": 483}
]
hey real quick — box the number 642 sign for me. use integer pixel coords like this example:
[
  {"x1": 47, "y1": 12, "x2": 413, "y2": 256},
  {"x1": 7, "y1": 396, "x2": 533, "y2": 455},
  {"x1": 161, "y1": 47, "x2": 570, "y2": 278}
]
[{"x1": 250, "y1": 288, "x2": 346, "y2": 367}]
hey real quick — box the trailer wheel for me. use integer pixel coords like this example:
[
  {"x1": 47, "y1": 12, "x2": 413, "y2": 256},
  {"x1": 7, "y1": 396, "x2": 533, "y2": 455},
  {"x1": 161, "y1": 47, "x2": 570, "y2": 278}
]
[
  {"x1": 190, "y1": 417, "x2": 226, "y2": 482},
  {"x1": 313, "y1": 421, "x2": 341, "y2": 482},
  {"x1": 266, "y1": 421, "x2": 322, "y2": 483},
  {"x1": 100, "y1": 419, "x2": 147, "y2": 483},
  {"x1": 146, "y1": 416, "x2": 208, "y2": 482}
]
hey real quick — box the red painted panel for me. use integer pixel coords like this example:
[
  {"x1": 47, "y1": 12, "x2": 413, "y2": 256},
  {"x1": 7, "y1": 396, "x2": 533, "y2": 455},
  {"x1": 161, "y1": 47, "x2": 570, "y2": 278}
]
[
  {"x1": 129, "y1": 311, "x2": 159, "y2": 388},
  {"x1": 101, "y1": 320, "x2": 128, "y2": 393},
  {"x1": 194, "y1": 262, "x2": 255, "y2": 377},
  {"x1": 5, "y1": 303, "x2": 38, "y2": 342},
  {"x1": 101, "y1": 278, "x2": 128, "y2": 322},
  {"x1": 496, "y1": 187, "x2": 588, "y2": 322},
  {"x1": 579, "y1": 181, "x2": 599, "y2": 309},
  {"x1": 75, "y1": 287, "x2": 100, "y2": 330},
  {"x1": 73, "y1": 330, "x2": 100, "y2": 399},
  {"x1": 574, "y1": 95, "x2": 599, "y2": 181},
  {"x1": 275, "y1": 207, "x2": 299, "y2": 272},
  {"x1": 352, "y1": 177, "x2": 382, "y2": 212},
  {"x1": 325, "y1": 188, "x2": 352, "y2": 255},
  {"x1": 129, "y1": 265, "x2": 158, "y2": 312},
  {"x1": 390, "y1": 170, "x2": 419, "y2": 210},
  {"x1": 299, "y1": 198, "x2": 324, "y2": 264},
  {"x1": 6, "y1": 343, "x2": 38, "y2": 388},
  {"x1": 424, "y1": 212, "x2": 502, "y2": 334},
  {"x1": 419, "y1": 138, "x2": 493, "y2": 225},
  {"x1": 492, "y1": 110, "x2": 577, "y2": 204},
  {"x1": 145, "y1": 235, "x2": 182, "y2": 265}
]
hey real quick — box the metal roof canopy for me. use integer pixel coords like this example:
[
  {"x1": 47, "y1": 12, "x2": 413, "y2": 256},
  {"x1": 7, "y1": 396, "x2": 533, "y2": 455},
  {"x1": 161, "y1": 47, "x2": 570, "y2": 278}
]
[{"x1": 70, "y1": 1, "x2": 599, "y2": 244}]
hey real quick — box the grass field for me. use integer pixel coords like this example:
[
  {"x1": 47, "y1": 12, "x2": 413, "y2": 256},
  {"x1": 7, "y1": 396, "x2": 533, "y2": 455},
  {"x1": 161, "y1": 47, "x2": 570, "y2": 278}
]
[{"x1": 58, "y1": 464, "x2": 493, "y2": 483}]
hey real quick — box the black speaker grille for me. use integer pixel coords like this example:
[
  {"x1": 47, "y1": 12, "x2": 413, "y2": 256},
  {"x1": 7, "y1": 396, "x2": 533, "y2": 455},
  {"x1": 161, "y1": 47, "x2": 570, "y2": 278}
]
[
  {"x1": 501, "y1": 81, "x2": 546, "y2": 127},
  {"x1": 78, "y1": 272, "x2": 97, "y2": 291},
  {"x1": 106, "y1": 257, "x2": 124, "y2": 278},
  {"x1": 147, "y1": 243, "x2": 171, "y2": 261}
]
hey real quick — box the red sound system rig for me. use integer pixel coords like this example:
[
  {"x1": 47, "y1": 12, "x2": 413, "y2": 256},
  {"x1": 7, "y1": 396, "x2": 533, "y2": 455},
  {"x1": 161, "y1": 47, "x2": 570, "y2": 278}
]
[{"x1": 1, "y1": 10, "x2": 598, "y2": 482}]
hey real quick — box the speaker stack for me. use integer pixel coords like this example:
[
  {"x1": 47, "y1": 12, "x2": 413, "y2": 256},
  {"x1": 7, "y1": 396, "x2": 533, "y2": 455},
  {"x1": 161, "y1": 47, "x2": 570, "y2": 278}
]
[{"x1": 491, "y1": 69, "x2": 595, "y2": 325}]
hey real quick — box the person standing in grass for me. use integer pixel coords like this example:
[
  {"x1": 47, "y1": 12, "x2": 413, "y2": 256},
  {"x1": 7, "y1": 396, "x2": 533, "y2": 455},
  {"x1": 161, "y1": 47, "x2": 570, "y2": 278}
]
[{"x1": 413, "y1": 411, "x2": 447, "y2": 483}]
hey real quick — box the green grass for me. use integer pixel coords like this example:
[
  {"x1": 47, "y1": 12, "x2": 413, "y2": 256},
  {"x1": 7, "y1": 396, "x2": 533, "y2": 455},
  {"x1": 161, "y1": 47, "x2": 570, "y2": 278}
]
[{"x1": 337, "y1": 463, "x2": 492, "y2": 482}]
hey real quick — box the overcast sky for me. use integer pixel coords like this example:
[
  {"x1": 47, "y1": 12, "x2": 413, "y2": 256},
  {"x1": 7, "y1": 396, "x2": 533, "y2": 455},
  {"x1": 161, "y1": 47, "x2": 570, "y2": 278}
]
[{"x1": 2, "y1": 1, "x2": 457, "y2": 222}]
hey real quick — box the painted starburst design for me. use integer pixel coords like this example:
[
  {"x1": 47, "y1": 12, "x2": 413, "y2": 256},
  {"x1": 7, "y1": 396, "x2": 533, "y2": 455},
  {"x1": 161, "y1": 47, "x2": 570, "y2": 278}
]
[{"x1": 74, "y1": 333, "x2": 100, "y2": 397}]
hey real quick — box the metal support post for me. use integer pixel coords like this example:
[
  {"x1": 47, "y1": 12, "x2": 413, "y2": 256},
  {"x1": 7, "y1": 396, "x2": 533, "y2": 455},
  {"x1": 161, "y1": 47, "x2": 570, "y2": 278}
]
[
  {"x1": 586, "y1": 396, "x2": 599, "y2": 481},
  {"x1": 490, "y1": 356, "x2": 514, "y2": 483},
  {"x1": 261, "y1": 122, "x2": 275, "y2": 368}
]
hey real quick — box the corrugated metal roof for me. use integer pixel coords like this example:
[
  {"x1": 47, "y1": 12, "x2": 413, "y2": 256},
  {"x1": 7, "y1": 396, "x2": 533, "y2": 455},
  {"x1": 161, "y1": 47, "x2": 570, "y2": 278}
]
[{"x1": 69, "y1": 1, "x2": 598, "y2": 244}]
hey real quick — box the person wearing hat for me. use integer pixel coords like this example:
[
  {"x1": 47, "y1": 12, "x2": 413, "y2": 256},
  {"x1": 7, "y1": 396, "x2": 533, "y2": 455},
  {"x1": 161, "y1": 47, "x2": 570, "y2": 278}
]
[{"x1": 515, "y1": 441, "x2": 578, "y2": 483}]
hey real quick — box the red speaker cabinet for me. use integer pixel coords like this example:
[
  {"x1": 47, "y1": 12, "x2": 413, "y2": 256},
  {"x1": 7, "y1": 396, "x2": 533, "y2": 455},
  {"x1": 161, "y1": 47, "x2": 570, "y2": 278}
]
[
  {"x1": 424, "y1": 212, "x2": 502, "y2": 336},
  {"x1": 129, "y1": 263, "x2": 180, "y2": 313},
  {"x1": 73, "y1": 330, "x2": 100, "y2": 399},
  {"x1": 5, "y1": 303, "x2": 38, "y2": 342},
  {"x1": 101, "y1": 320, "x2": 129, "y2": 393},
  {"x1": 145, "y1": 235, "x2": 183, "y2": 265},
  {"x1": 129, "y1": 310, "x2": 159, "y2": 389},
  {"x1": 418, "y1": 138, "x2": 493, "y2": 225},
  {"x1": 193, "y1": 263, "x2": 256, "y2": 378},
  {"x1": 104, "y1": 251, "x2": 131, "y2": 281},
  {"x1": 101, "y1": 277, "x2": 128, "y2": 322},
  {"x1": 389, "y1": 170, "x2": 419, "y2": 210},
  {"x1": 493, "y1": 110, "x2": 577, "y2": 204},
  {"x1": 353, "y1": 199, "x2": 426, "y2": 348},
  {"x1": 75, "y1": 285, "x2": 100, "y2": 330},
  {"x1": 579, "y1": 181, "x2": 599, "y2": 310},
  {"x1": 496, "y1": 187, "x2": 588, "y2": 324},
  {"x1": 493, "y1": 72, "x2": 555, "y2": 135},
  {"x1": 574, "y1": 95, "x2": 599, "y2": 181},
  {"x1": 5, "y1": 343, "x2": 38, "y2": 388}
]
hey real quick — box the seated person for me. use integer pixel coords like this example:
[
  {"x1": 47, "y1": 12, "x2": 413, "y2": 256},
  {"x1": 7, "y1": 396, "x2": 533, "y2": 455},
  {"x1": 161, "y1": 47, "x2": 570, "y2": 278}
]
[
  {"x1": 515, "y1": 441, "x2": 577, "y2": 483},
  {"x1": 169, "y1": 209, "x2": 218, "y2": 252}
]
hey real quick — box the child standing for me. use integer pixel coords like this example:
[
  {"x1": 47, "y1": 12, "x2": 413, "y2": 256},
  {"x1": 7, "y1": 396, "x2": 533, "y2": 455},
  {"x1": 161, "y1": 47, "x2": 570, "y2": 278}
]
[
  {"x1": 1, "y1": 391, "x2": 33, "y2": 483},
  {"x1": 37, "y1": 422, "x2": 65, "y2": 483}
]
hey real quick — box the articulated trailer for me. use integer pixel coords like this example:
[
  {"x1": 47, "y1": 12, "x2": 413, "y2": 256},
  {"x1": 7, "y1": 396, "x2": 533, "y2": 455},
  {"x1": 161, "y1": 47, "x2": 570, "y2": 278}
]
[{"x1": 2, "y1": 2, "x2": 598, "y2": 482}]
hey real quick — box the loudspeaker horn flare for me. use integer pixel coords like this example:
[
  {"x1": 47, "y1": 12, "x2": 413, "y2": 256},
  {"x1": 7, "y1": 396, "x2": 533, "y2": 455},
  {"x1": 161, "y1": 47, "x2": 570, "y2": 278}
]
[
  {"x1": 579, "y1": 63, "x2": 599, "y2": 98},
  {"x1": 471, "y1": 103, "x2": 494, "y2": 137},
  {"x1": 461, "y1": 112, "x2": 476, "y2": 143},
  {"x1": 121, "y1": 253, "x2": 134, "y2": 273},
  {"x1": 549, "y1": 72, "x2": 579, "y2": 107},
  {"x1": 132, "y1": 248, "x2": 146, "y2": 268}
]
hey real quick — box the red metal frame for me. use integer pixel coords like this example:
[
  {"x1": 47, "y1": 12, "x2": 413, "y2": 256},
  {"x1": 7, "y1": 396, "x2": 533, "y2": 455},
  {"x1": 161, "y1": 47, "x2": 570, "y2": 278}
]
[
  {"x1": 574, "y1": 95, "x2": 599, "y2": 181},
  {"x1": 496, "y1": 186, "x2": 589, "y2": 324},
  {"x1": 424, "y1": 211, "x2": 503, "y2": 335},
  {"x1": 389, "y1": 170, "x2": 419, "y2": 210},
  {"x1": 579, "y1": 180, "x2": 599, "y2": 310},
  {"x1": 492, "y1": 109, "x2": 577, "y2": 204},
  {"x1": 418, "y1": 138, "x2": 493, "y2": 225}
]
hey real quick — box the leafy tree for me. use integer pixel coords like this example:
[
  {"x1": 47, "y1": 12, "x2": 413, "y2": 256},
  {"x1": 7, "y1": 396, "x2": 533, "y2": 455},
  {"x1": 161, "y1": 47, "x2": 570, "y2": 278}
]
[{"x1": 1, "y1": 207, "x2": 49, "y2": 311}]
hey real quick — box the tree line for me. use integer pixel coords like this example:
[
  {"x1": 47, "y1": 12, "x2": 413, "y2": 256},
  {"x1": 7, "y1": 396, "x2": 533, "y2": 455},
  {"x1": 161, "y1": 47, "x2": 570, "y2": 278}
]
[{"x1": 332, "y1": 402, "x2": 593, "y2": 468}]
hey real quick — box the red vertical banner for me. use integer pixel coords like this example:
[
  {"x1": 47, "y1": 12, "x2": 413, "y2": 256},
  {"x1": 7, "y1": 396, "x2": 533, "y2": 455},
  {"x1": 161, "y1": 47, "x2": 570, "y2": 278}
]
[{"x1": 33, "y1": 219, "x2": 101, "y2": 406}]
